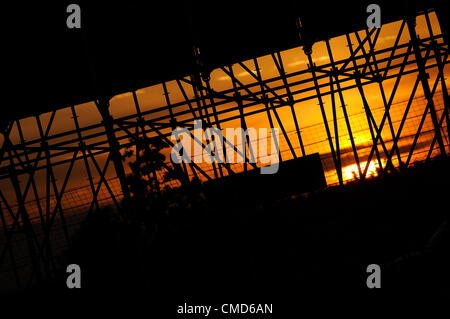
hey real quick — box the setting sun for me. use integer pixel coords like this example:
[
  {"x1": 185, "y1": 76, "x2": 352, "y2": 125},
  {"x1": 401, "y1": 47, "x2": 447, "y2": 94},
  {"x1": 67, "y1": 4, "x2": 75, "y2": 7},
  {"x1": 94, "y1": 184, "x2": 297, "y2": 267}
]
[{"x1": 342, "y1": 159, "x2": 385, "y2": 181}]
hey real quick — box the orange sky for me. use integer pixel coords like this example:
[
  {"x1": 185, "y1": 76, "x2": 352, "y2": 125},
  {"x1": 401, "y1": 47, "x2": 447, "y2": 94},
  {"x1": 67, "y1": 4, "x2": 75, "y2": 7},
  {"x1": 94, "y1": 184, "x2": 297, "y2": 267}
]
[{"x1": 0, "y1": 11, "x2": 449, "y2": 211}]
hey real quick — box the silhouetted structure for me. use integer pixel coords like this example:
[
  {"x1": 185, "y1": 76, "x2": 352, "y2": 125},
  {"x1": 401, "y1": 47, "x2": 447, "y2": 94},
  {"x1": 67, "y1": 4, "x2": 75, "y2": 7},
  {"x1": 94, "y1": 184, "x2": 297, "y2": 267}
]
[{"x1": 0, "y1": 1, "x2": 448, "y2": 297}]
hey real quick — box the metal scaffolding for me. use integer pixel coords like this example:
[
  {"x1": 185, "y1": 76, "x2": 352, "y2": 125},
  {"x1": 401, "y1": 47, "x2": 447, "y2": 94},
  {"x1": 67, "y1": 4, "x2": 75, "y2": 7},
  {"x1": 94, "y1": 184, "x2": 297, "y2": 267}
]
[{"x1": 0, "y1": 8, "x2": 449, "y2": 291}]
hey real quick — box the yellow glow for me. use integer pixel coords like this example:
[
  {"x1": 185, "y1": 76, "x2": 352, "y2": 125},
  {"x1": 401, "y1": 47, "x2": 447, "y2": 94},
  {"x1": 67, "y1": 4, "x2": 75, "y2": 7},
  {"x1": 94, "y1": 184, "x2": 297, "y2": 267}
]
[{"x1": 342, "y1": 159, "x2": 384, "y2": 181}]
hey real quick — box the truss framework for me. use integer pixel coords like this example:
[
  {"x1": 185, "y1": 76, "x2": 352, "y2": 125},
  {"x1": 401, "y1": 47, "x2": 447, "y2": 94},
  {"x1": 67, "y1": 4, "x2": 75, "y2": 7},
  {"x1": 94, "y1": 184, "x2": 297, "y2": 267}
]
[{"x1": 0, "y1": 9, "x2": 449, "y2": 290}]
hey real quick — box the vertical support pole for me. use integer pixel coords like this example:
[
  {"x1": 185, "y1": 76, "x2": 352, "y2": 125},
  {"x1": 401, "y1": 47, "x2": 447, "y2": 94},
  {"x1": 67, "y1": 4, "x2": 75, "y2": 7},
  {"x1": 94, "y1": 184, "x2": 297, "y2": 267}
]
[
  {"x1": 435, "y1": 45, "x2": 450, "y2": 142},
  {"x1": 15, "y1": 120, "x2": 46, "y2": 227},
  {"x1": 95, "y1": 97, "x2": 132, "y2": 211},
  {"x1": 235, "y1": 92, "x2": 252, "y2": 172},
  {"x1": 345, "y1": 32, "x2": 388, "y2": 173},
  {"x1": 197, "y1": 82, "x2": 224, "y2": 178},
  {"x1": 14, "y1": 119, "x2": 56, "y2": 276},
  {"x1": 424, "y1": 11, "x2": 450, "y2": 142},
  {"x1": 8, "y1": 165, "x2": 42, "y2": 284},
  {"x1": 190, "y1": 75, "x2": 220, "y2": 178},
  {"x1": 162, "y1": 82, "x2": 190, "y2": 186},
  {"x1": 325, "y1": 39, "x2": 363, "y2": 179},
  {"x1": 176, "y1": 78, "x2": 198, "y2": 119},
  {"x1": 358, "y1": 30, "x2": 403, "y2": 165},
  {"x1": 189, "y1": 75, "x2": 205, "y2": 120},
  {"x1": 16, "y1": 137, "x2": 55, "y2": 277},
  {"x1": 131, "y1": 94, "x2": 152, "y2": 193},
  {"x1": 35, "y1": 116, "x2": 71, "y2": 248},
  {"x1": 272, "y1": 51, "x2": 306, "y2": 157},
  {"x1": 70, "y1": 106, "x2": 100, "y2": 213},
  {"x1": 329, "y1": 75, "x2": 343, "y2": 185},
  {"x1": 177, "y1": 78, "x2": 235, "y2": 176},
  {"x1": 305, "y1": 45, "x2": 341, "y2": 180},
  {"x1": 228, "y1": 64, "x2": 256, "y2": 172},
  {"x1": 353, "y1": 71, "x2": 385, "y2": 171},
  {"x1": 405, "y1": 74, "x2": 442, "y2": 166},
  {"x1": 406, "y1": 15, "x2": 446, "y2": 157},
  {"x1": 204, "y1": 79, "x2": 235, "y2": 175},
  {"x1": 430, "y1": 41, "x2": 450, "y2": 144},
  {"x1": 253, "y1": 57, "x2": 283, "y2": 162},
  {"x1": 382, "y1": 75, "x2": 421, "y2": 173},
  {"x1": 0, "y1": 121, "x2": 14, "y2": 166},
  {"x1": 0, "y1": 198, "x2": 21, "y2": 288}
]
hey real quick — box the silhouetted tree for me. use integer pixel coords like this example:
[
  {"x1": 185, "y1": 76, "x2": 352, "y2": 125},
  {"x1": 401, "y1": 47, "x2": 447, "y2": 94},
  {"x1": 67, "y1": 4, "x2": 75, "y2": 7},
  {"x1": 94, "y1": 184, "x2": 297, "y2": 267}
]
[{"x1": 121, "y1": 135, "x2": 193, "y2": 228}]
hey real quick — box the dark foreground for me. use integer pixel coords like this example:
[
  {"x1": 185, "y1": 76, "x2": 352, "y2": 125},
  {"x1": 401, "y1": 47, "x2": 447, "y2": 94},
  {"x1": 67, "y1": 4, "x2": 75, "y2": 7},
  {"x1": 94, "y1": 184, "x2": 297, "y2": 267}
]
[{"x1": 3, "y1": 157, "x2": 450, "y2": 316}]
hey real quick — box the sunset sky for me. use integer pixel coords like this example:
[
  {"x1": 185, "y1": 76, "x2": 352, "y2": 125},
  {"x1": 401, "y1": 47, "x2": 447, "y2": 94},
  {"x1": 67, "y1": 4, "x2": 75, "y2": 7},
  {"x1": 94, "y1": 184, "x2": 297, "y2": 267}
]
[{"x1": 0, "y1": 11, "x2": 448, "y2": 215}]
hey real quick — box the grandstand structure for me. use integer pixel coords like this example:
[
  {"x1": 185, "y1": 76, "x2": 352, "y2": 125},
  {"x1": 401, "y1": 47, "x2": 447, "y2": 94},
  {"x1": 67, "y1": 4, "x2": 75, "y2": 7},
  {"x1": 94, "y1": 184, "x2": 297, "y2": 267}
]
[{"x1": 0, "y1": 1, "x2": 449, "y2": 291}]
